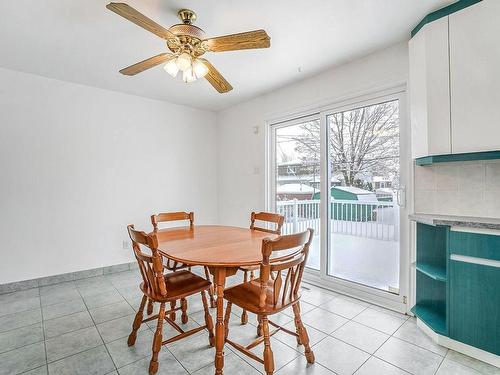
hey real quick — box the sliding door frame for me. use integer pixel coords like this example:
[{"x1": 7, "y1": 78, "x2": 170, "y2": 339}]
[{"x1": 266, "y1": 84, "x2": 410, "y2": 313}]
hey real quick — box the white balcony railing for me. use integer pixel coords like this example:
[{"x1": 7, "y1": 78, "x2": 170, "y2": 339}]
[{"x1": 276, "y1": 199, "x2": 399, "y2": 241}]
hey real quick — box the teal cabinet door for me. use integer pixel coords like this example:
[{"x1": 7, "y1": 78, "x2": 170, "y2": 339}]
[
  {"x1": 449, "y1": 260, "x2": 500, "y2": 355},
  {"x1": 450, "y1": 231, "x2": 500, "y2": 261}
]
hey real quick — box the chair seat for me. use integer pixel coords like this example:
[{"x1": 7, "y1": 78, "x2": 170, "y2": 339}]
[
  {"x1": 224, "y1": 279, "x2": 299, "y2": 315},
  {"x1": 141, "y1": 270, "x2": 212, "y2": 302}
]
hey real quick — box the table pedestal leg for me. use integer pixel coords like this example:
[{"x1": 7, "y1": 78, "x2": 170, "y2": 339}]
[{"x1": 214, "y1": 267, "x2": 227, "y2": 375}]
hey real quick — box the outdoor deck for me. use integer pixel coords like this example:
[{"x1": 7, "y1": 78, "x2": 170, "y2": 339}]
[{"x1": 278, "y1": 199, "x2": 400, "y2": 293}]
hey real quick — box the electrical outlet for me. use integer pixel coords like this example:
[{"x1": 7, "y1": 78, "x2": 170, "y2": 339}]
[{"x1": 122, "y1": 240, "x2": 131, "y2": 250}]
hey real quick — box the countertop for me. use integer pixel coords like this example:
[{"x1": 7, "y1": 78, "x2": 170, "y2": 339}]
[{"x1": 409, "y1": 213, "x2": 500, "y2": 230}]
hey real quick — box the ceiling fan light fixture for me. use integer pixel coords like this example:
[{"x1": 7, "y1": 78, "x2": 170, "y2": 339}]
[
  {"x1": 193, "y1": 59, "x2": 208, "y2": 78},
  {"x1": 176, "y1": 52, "x2": 192, "y2": 72},
  {"x1": 163, "y1": 58, "x2": 179, "y2": 77},
  {"x1": 106, "y1": 3, "x2": 269, "y2": 93},
  {"x1": 182, "y1": 68, "x2": 197, "y2": 83}
]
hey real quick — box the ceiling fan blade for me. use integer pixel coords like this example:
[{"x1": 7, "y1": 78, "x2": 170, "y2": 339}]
[
  {"x1": 119, "y1": 53, "x2": 174, "y2": 76},
  {"x1": 106, "y1": 2, "x2": 176, "y2": 40},
  {"x1": 203, "y1": 30, "x2": 270, "y2": 52},
  {"x1": 199, "y1": 59, "x2": 233, "y2": 93}
]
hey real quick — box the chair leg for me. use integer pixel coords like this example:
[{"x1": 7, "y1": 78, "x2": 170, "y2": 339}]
[
  {"x1": 293, "y1": 304, "x2": 302, "y2": 345},
  {"x1": 181, "y1": 298, "x2": 188, "y2": 324},
  {"x1": 169, "y1": 300, "x2": 176, "y2": 321},
  {"x1": 257, "y1": 314, "x2": 263, "y2": 337},
  {"x1": 223, "y1": 301, "x2": 232, "y2": 341},
  {"x1": 204, "y1": 266, "x2": 216, "y2": 308},
  {"x1": 201, "y1": 290, "x2": 215, "y2": 347},
  {"x1": 149, "y1": 302, "x2": 165, "y2": 375},
  {"x1": 292, "y1": 303, "x2": 315, "y2": 364},
  {"x1": 128, "y1": 295, "x2": 147, "y2": 346},
  {"x1": 147, "y1": 298, "x2": 154, "y2": 315},
  {"x1": 262, "y1": 316, "x2": 275, "y2": 375},
  {"x1": 241, "y1": 271, "x2": 249, "y2": 325}
]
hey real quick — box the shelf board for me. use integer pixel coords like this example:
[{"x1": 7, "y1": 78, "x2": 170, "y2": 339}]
[
  {"x1": 411, "y1": 305, "x2": 447, "y2": 336},
  {"x1": 416, "y1": 263, "x2": 447, "y2": 282},
  {"x1": 415, "y1": 150, "x2": 500, "y2": 166}
]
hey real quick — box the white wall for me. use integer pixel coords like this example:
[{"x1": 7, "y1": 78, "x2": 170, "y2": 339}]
[
  {"x1": 0, "y1": 67, "x2": 217, "y2": 284},
  {"x1": 216, "y1": 43, "x2": 409, "y2": 226}
]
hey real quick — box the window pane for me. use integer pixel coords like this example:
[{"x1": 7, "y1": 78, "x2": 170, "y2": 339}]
[
  {"x1": 274, "y1": 119, "x2": 320, "y2": 270},
  {"x1": 327, "y1": 100, "x2": 400, "y2": 293}
]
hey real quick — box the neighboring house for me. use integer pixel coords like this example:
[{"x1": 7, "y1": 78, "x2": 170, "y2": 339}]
[
  {"x1": 276, "y1": 160, "x2": 319, "y2": 187},
  {"x1": 373, "y1": 176, "x2": 393, "y2": 189},
  {"x1": 276, "y1": 183, "x2": 316, "y2": 201}
]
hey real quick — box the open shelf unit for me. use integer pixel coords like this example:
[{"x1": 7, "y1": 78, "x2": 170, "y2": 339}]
[
  {"x1": 415, "y1": 263, "x2": 446, "y2": 282},
  {"x1": 413, "y1": 223, "x2": 449, "y2": 335},
  {"x1": 411, "y1": 305, "x2": 447, "y2": 336}
]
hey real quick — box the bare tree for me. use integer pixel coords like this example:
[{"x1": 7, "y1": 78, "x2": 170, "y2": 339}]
[{"x1": 293, "y1": 101, "x2": 399, "y2": 188}]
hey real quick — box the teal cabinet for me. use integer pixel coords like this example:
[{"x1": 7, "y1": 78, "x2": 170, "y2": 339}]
[
  {"x1": 450, "y1": 231, "x2": 500, "y2": 261},
  {"x1": 414, "y1": 223, "x2": 500, "y2": 357},
  {"x1": 449, "y1": 260, "x2": 500, "y2": 355},
  {"x1": 413, "y1": 223, "x2": 449, "y2": 335}
]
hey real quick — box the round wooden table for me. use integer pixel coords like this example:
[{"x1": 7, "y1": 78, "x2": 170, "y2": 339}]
[{"x1": 155, "y1": 225, "x2": 278, "y2": 375}]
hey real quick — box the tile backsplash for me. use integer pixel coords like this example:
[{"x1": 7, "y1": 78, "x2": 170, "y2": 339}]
[{"x1": 414, "y1": 160, "x2": 500, "y2": 218}]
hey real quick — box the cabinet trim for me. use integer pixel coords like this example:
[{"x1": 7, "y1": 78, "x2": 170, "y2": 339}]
[
  {"x1": 450, "y1": 254, "x2": 500, "y2": 268},
  {"x1": 415, "y1": 150, "x2": 500, "y2": 165},
  {"x1": 411, "y1": 0, "x2": 482, "y2": 38}
]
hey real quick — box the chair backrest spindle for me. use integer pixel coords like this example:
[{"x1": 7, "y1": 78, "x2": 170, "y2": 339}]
[
  {"x1": 127, "y1": 224, "x2": 167, "y2": 299},
  {"x1": 258, "y1": 229, "x2": 313, "y2": 308}
]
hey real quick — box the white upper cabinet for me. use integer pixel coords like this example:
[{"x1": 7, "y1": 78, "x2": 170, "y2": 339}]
[
  {"x1": 449, "y1": 0, "x2": 500, "y2": 154},
  {"x1": 409, "y1": 17, "x2": 451, "y2": 159}
]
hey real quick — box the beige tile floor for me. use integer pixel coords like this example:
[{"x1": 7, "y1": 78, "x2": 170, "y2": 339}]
[{"x1": 0, "y1": 269, "x2": 498, "y2": 375}]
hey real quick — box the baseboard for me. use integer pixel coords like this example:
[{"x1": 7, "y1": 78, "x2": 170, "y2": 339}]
[
  {"x1": 0, "y1": 261, "x2": 137, "y2": 294},
  {"x1": 416, "y1": 318, "x2": 500, "y2": 368}
]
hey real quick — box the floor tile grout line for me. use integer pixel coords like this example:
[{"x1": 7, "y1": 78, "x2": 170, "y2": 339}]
[
  {"x1": 6, "y1": 277, "x2": 488, "y2": 375},
  {"x1": 301, "y1": 295, "x2": 439, "y2": 374},
  {"x1": 162, "y1": 343, "x2": 194, "y2": 375},
  {"x1": 371, "y1": 353, "x2": 426, "y2": 374},
  {"x1": 433, "y1": 354, "x2": 447, "y2": 375},
  {"x1": 392, "y1": 330, "x2": 450, "y2": 357},
  {"x1": 43, "y1": 332, "x2": 106, "y2": 365},
  {"x1": 111, "y1": 273, "x2": 192, "y2": 374},
  {"x1": 0, "y1": 335, "x2": 47, "y2": 357},
  {"x1": 75, "y1": 281, "x2": 119, "y2": 373},
  {"x1": 38, "y1": 285, "x2": 50, "y2": 373}
]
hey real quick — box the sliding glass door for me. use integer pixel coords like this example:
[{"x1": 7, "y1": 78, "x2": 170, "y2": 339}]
[
  {"x1": 326, "y1": 99, "x2": 401, "y2": 293},
  {"x1": 272, "y1": 116, "x2": 321, "y2": 270},
  {"x1": 269, "y1": 89, "x2": 408, "y2": 309}
]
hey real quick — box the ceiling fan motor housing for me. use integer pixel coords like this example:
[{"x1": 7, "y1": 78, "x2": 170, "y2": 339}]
[{"x1": 168, "y1": 10, "x2": 205, "y2": 57}]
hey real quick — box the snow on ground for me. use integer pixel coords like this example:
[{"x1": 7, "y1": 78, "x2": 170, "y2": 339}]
[{"x1": 307, "y1": 233, "x2": 399, "y2": 293}]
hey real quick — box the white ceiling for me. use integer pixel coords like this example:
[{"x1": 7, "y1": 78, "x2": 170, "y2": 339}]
[{"x1": 0, "y1": 0, "x2": 453, "y2": 111}]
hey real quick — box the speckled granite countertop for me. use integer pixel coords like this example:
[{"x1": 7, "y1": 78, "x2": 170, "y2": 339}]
[{"x1": 409, "y1": 213, "x2": 500, "y2": 230}]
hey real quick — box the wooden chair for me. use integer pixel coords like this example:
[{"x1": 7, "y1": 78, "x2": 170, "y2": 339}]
[
  {"x1": 127, "y1": 225, "x2": 215, "y2": 375},
  {"x1": 223, "y1": 229, "x2": 315, "y2": 375},
  {"x1": 240, "y1": 212, "x2": 284, "y2": 325},
  {"x1": 151, "y1": 212, "x2": 216, "y2": 314}
]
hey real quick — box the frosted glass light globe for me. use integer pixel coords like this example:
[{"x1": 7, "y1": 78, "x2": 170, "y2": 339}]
[
  {"x1": 183, "y1": 68, "x2": 197, "y2": 83},
  {"x1": 176, "y1": 52, "x2": 192, "y2": 72},
  {"x1": 193, "y1": 59, "x2": 209, "y2": 78},
  {"x1": 163, "y1": 59, "x2": 179, "y2": 77}
]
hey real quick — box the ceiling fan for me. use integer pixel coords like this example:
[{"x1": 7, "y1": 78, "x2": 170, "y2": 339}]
[{"x1": 106, "y1": 3, "x2": 271, "y2": 93}]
